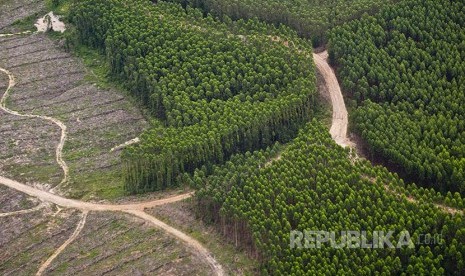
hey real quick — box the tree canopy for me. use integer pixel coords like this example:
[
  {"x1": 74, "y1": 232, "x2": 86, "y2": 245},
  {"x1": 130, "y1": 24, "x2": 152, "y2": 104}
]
[
  {"x1": 70, "y1": 0, "x2": 318, "y2": 192},
  {"x1": 329, "y1": 0, "x2": 465, "y2": 195}
]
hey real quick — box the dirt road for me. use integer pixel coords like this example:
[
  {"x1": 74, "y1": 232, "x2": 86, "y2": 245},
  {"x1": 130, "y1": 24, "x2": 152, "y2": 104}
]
[
  {"x1": 0, "y1": 67, "x2": 69, "y2": 190},
  {"x1": 36, "y1": 211, "x2": 88, "y2": 276},
  {"x1": 312, "y1": 51, "x2": 349, "y2": 147},
  {"x1": 127, "y1": 210, "x2": 225, "y2": 276},
  {"x1": 0, "y1": 202, "x2": 45, "y2": 217},
  {"x1": 0, "y1": 63, "x2": 223, "y2": 275}
]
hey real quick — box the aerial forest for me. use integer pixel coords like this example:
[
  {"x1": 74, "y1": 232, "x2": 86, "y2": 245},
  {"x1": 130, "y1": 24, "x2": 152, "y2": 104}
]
[
  {"x1": 70, "y1": 0, "x2": 318, "y2": 193},
  {"x1": 165, "y1": 0, "x2": 399, "y2": 44},
  {"x1": 193, "y1": 121, "x2": 465, "y2": 274},
  {"x1": 329, "y1": 0, "x2": 465, "y2": 195},
  {"x1": 63, "y1": 0, "x2": 465, "y2": 274}
]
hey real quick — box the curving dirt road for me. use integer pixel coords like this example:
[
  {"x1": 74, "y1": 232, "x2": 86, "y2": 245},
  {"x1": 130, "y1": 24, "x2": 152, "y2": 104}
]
[
  {"x1": 0, "y1": 62, "x2": 223, "y2": 275},
  {"x1": 127, "y1": 210, "x2": 225, "y2": 276},
  {"x1": 312, "y1": 51, "x2": 349, "y2": 147},
  {"x1": 0, "y1": 67, "x2": 69, "y2": 190},
  {"x1": 0, "y1": 176, "x2": 194, "y2": 211},
  {"x1": 313, "y1": 51, "x2": 462, "y2": 215},
  {"x1": 1, "y1": 27, "x2": 460, "y2": 276}
]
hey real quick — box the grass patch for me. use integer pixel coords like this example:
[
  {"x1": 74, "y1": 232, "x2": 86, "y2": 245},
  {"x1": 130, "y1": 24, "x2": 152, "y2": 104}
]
[
  {"x1": 65, "y1": 168, "x2": 125, "y2": 200},
  {"x1": 47, "y1": 0, "x2": 72, "y2": 16},
  {"x1": 9, "y1": 13, "x2": 41, "y2": 32}
]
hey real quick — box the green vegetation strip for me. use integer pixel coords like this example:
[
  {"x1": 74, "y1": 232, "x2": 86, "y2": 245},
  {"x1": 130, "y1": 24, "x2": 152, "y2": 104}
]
[
  {"x1": 70, "y1": 0, "x2": 318, "y2": 193},
  {"x1": 329, "y1": 0, "x2": 465, "y2": 195},
  {"x1": 193, "y1": 120, "x2": 465, "y2": 274}
]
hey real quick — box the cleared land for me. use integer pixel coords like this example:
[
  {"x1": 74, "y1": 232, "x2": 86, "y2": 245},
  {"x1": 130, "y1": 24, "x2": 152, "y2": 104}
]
[
  {"x1": 0, "y1": 203, "x2": 81, "y2": 275},
  {"x1": 0, "y1": 0, "x2": 44, "y2": 32},
  {"x1": 0, "y1": 185, "x2": 40, "y2": 213},
  {"x1": 0, "y1": 33, "x2": 148, "y2": 199},
  {"x1": 41, "y1": 211, "x2": 212, "y2": 275},
  {"x1": 147, "y1": 199, "x2": 258, "y2": 275}
]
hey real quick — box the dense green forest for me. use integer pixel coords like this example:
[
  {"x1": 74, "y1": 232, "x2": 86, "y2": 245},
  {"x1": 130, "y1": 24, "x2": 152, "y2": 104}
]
[
  {"x1": 65, "y1": 0, "x2": 465, "y2": 274},
  {"x1": 165, "y1": 0, "x2": 398, "y2": 45},
  {"x1": 70, "y1": 0, "x2": 318, "y2": 193},
  {"x1": 329, "y1": 0, "x2": 465, "y2": 195},
  {"x1": 193, "y1": 121, "x2": 465, "y2": 274}
]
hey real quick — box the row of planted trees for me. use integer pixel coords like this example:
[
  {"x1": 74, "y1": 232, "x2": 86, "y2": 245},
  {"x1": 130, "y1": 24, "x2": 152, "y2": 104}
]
[
  {"x1": 329, "y1": 0, "x2": 465, "y2": 195},
  {"x1": 69, "y1": 0, "x2": 317, "y2": 193},
  {"x1": 192, "y1": 120, "x2": 465, "y2": 274},
  {"x1": 165, "y1": 0, "x2": 398, "y2": 45}
]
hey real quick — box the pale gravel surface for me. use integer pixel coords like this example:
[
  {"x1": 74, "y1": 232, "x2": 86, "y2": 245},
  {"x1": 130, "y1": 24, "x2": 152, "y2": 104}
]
[{"x1": 313, "y1": 50, "x2": 350, "y2": 147}]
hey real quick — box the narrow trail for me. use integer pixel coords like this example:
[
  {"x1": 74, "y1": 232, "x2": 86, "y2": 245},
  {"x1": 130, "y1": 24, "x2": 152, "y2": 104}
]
[
  {"x1": 0, "y1": 177, "x2": 223, "y2": 274},
  {"x1": 0, "y1": 27, "x2": 460, "y2": 276},
  {"x1": 313, "y1": 52, "x2": 462, "y2": 216},
  {"x1": 0, "y1": 203, "x2": 45, "y2": 217},
  {"x1": 0, "y1": 67, "x2": 69, "y2": 191},
  {"x1": 362, "y1": 176, "x2": 463, "y2": 216},
  {"x1": 0, "y1": 35, "x2": 223, "y2": 275},
  {"x1": 36, "y1": 211, "x2": 88, "y2": 276}
]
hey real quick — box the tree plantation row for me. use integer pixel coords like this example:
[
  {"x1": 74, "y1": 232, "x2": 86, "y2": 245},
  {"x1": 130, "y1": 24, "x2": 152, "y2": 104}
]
[
  {"x1": 62, "y1": 0, "x2": 465, "y2": 274},
  {"x1": 166, "y1": 0, "x2": 398, "y2": 45},
  {"x1": 192, "y1": 121, "x2": 465, "y2": 274},
  {"x1": 329, "y1": 0, "x2": 465, "y2": 195},
  {"x1": 70, "y1": 0, "x2": 318, "y2": 193}
]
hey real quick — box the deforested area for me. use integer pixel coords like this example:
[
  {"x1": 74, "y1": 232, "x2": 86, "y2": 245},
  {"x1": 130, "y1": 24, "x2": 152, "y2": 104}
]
[
  {"x1": 41, "y1": 212, "x2": 212, "y2": 275},
  {"x1": 1, "y1": 0, "x2": 464, "y2": 275},
  {"x1": 0, "y1": 29, "x2": 148, "y2": 199}
]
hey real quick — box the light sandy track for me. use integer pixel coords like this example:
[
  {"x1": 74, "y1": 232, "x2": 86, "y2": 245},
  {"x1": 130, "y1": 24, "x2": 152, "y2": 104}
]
[
  {"x1": 0, "y1": 175, "x2": 222, "y2": 274},
  {"x1": 110, "y1": 137, "x2": 140, "y2": 152},
  {"x1": 0, "y1": 67, "x2": 69, "y2": 191},
  {"x1": 0, "y1": 62, "x2": 223, "y2": 275},
  {"x1": 312, "y1": 50, "x2": 349, "y2": 147},
  {"x1": 127, "y1": 210, "x2": 225, "y2": 276},
  {"x1": 0, "y1": 31, "x2": 32, "y2": 37},
  {"x1": 312, "y1": 51, "x2": 462, "y2": 215},
  {"x1": 0, "y1": 202, "x2": 45, "y2": 217},
  {"x1": 36, "y1": 211, "x2": 88, "y2": 276},
  {"x1": 0, "y1": 176, "x2": 194, "y2": 211}
]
